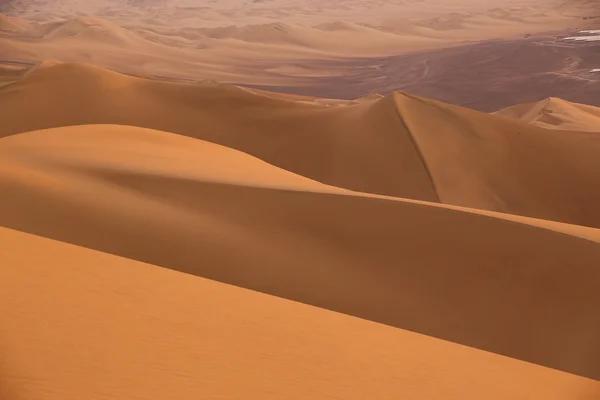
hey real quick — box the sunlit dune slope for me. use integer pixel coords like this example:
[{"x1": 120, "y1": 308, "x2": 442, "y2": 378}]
[
  {"x1": 495, "y1": 97, "x2": 600, "y2": 132},
  {"x1": 32, "y1": 16, "x2": 148, "y2": 47},
  {"x1": 0, "y1": 13, "x2": 30, "y2": 33},
  {"x1": 2, "y1": 227, "x2": 599, "y2": 400},
  {"x1": 1, "y1": 124, "x2": 600, "y2": 380},
  {"x1": 391, "y1": 92, "x2": 600, "y2": 228},
  {"x1": 196, "y1": 21, "x2": 432, "y2": 54},
  {"x1": 0, "y1": 62, "x2": 439, "y2": 203},
  {"x1": 2, "y1": 63, "x2": 600, "y2": 228},
  {"x1": 0, "y1": 14, "x2": 449, "y2": 83}
]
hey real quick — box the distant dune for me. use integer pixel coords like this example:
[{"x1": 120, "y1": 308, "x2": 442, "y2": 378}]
[
  {"x1": 556, "y1": 0, "x2": 600, "y2": 16},
  {"x1": 2, "y1": 63, "x2": 600, "y2": 229},
  {"x1": 196, "y1": 21, "x2": 429, "y2": 54},
  {"x1": 1, "y1": 0, "x2": 597, "y2": 87},
  {"x1": 34, "y1": 16, "x2": 150, "y2": 47},
  {"x1": 0, "y1": 12, "x2": 30, "y2": 33},
  {"x1": 496, "y1": 97, "x2": 600, "y2": 132}
]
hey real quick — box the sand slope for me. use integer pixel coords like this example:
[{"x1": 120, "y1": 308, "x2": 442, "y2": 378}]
[
  {"x1": 34, "y1": 16, "x2": 151, "y2": 47},
  {"x1": 2, "y1": 0, "x2": 596, "y2": 86},
  {"x1": 495, "y1": 97, "x2": 600, "y2": 132},
  {"x1": 0, "y1": 63, "x2": 440, "y2": 203},
  {"x1": 2, "y1": 63, "x2": 600, "y2": 228},
  {"x1": 1, "y1": 124, "x2": 600, "y2": 380},
  {"x1": 2, "y1": 226, "x2": 600, "y2": 400},
  {"x1": 197, "y1": 21, "x2": 434, "y2": 54},
  {"x1": 1, "y1": 3, "x2": 599, "y2": 398},
  {"x1": 391, "y1": 92, "x2": 600, "y2": 228},
  {"x1": 0, "y1": 13, "x2": 30, "y2": 33}
]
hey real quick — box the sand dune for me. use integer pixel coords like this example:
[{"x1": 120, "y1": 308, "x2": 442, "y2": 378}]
[
  {"x1": 556, "y1": 0, "x2": 600, "y2": 17},
  {"x1": 1, "y1": 1, "x2": 599, "y2": 398},
  {"x1": 1, "y1": 0, "x2": 596, "y2": 87},
  {"x1": 2, "y1": 226, "x2": 600, "y2": 399},
  {"x1": 496, "y1": 97, "x2": 600, "y2": 132},
  {"x1": 1, "y1": 123, "x2": 600, "y2": 380},
  {"x1": 0, "y1": 63, "x2": 441, "y2": 203},
  {"x1": 34, "y1": 16, "x2": 150, "y2": 47},
  {"x1": 0, "y1": 14, "x2": 262, "y2": 83},
  {"x1": 2, "y1": 63, "x2": 600, "y2": 229},
  {"x1": 3, "y1": 13, "x2": 447, "y2": 60},
  {"x1": 0, "y1": 13, "x2": 30, "y2": 33},
  {"x1": 196, "y1": 21, "x2": 436, "y2": 54},
  {"x1": 391, "y1": 92, "x2": 600, "y2": 227}
]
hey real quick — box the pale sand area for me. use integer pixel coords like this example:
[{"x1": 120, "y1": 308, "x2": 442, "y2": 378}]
[
  {"x1": 496, "y1": 97, "x2": 600, "y2": 131},
  {"x1": 2, "y1": 226, "x2": 599, "y2": 400},
  {"x1": 0, "y1": 0, "x2": 598, "y2": 84}
]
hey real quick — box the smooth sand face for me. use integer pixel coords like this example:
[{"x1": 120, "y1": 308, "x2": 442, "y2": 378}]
[
  {"x1": 2, "y1": 226, "x2": 600, "y2": 400},
  {"x1": 495, "y1": 97, "x2": 600, "y2": 131},
  {"x1": 1, "y1": 2, "x2": 600, "y2": 398},
  {"x1": 2, "y1": 63, "x2": 600, "y2": 228},
  {"x1": 1, "y1": 123, "x2": 600, "y2": 382}
]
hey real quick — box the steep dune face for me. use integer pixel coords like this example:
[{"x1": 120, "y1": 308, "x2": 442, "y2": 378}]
[
  {"x1": 393, "y1": 92, "x2": 600, "y2": 228},
  {"x1": 2, "y1": 63, "x2": 600, "y2": 228},
  {"x1": 0, "y1": 63, "x2": 439, "y2": 202},
  {"x1": 1, "y1": 124, "x2": 600, "y2": 380},
  {"x1": 2, "y1": 226, "x2": 600, "y2": 400},
  {"x1": 495, "y1": 97, "x2": 600, "y2": 132},
  {"x1": 1, "y1": 3, "x2": 599, "y2": 398}
]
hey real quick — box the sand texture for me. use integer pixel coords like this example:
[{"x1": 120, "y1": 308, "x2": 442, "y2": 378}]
[
  {"x1": 496, "y1": 97, "x2": 600, "y2": 131},
  {"x1": 1, "y1": 1, "x2": 600, "y2": 398}
]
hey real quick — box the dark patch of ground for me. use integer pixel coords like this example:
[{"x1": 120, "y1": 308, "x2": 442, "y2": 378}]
[{"x1": 240, "y1": 34, "x2": 600, "y2": 111}]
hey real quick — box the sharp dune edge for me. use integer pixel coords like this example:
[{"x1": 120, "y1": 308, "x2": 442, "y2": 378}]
[
  {"x1": 2, "y1": 63, "x2": 600, "y2": 228},
  {"x1": 496, "y1": 97, "x2": 600, "y2": 132},
  {"x1": 1, "y1": 2, "x2": 600, "y2": 394},
  {"x1": 2, "y1": 227, "x2": 599, "y2": 400},
  {"x1": 1, "y1": 123, "x2": 600, "y2": 382}
]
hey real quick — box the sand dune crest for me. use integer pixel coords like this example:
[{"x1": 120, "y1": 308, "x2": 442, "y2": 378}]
[
  {"x1": 1, "y1": 124, "x2": 600, "y2": 380},
  {"x1": 1, "y1": 1, "x2": 600, "y2": 396},
  {"x1": 495, "y1": 97, "x2": 600, "y2": 132},
  {"x1": 2, "y1": 63, "x2": 600, "y2": 228}
]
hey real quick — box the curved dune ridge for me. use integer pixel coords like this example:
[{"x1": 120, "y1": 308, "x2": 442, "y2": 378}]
[
  {"x1": 495, "y1": 97, "x2": 600, "y2": 132},
  {"x1": 1, "y1": 124, "x2": 600, "y2": 382},
  {"x1": 2, "y1": 1, "x2": 595, "y2": 87},
  {"x1": 0, "y1": 13, "x2": 30, "y2": 33},
  {"x1": 196, "y1": 21, "x2": 424, "y2": 52},
  {"x1": 2, "y1": 62, "x2": 600, "y2": 228},
  {"x1": 35, "y1": 16, "x2": 149, "y2": 47},
  {"x1": 2, "y1": 226, "x2": 600, "y2": 400},
  {"x1": 1, "y1": 0, "x2": 600, "y2": 396}
]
